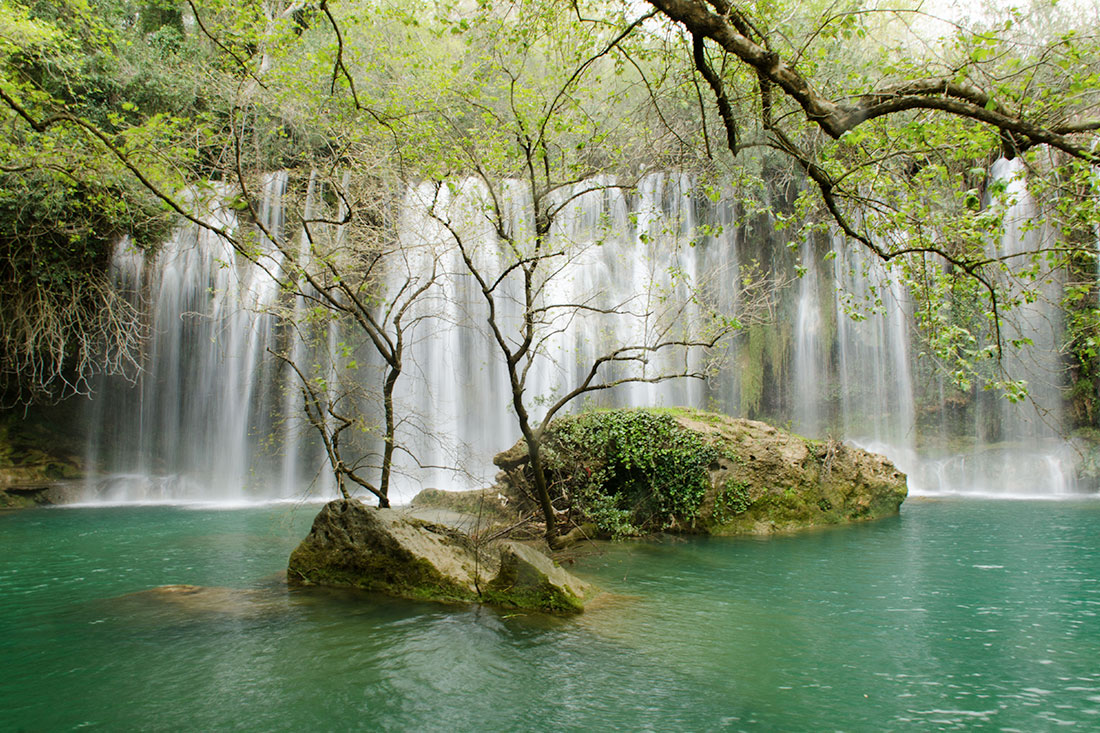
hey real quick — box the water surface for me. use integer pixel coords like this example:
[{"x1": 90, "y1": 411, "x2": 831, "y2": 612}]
[{"x1": 2, "y1": 499, "x2": 1099, "y2": 730}]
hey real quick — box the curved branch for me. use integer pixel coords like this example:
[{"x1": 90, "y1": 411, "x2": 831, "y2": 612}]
[
  {"x1": 692, "y1": 35, "x2": 739, "y2": 155},
  {"x1": 320, "y1": 0, "x2": 362, "y2": 109},
  {"x1": 764, "y1": 120, "x2": 1006, "y2": 355},
  {"x1": 185, "y1": 0, "x2": 268, "y2": 89},
  {"x1": 647, "y1": 0, "x2": 1099, "y2": 163}
]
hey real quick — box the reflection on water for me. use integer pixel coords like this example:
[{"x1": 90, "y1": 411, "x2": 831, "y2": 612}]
[{"x1": 2, "y1": 500, "x2": 1100, "y2": 730}]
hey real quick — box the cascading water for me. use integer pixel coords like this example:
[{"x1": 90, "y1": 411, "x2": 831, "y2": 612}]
[
  {"x1": 85, "y1": 167, "x2": 1089, "y2": 504},
  {"x1": 386, "y1": 174, "x2": 706, "y2": 494},
  {"x1": 831, "y1": 237, "x2": 919, "y2": 486},
  {"x1": 792, "y1": 238, "x2": 827, "y2": 437},
  {"x1": 85, "y1": 174, "x2": 305, "y2": 502},
  {"x1": 907, "y1": 157, "x2": 1074, "y2": 496}
]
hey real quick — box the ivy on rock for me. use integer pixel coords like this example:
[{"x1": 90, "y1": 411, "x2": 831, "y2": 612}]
[{"x1": 541, "y1": 409, "x2": 719, "y2": 538}]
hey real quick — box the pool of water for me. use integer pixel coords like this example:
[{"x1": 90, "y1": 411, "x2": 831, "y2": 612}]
[{"x1": 2, "y1": 499, "x2": 1099, "y2": 730}]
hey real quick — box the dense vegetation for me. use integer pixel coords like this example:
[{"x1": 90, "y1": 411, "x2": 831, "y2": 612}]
[{"x1": 541, "y1": 410, "x2": 720, "y2": 537}]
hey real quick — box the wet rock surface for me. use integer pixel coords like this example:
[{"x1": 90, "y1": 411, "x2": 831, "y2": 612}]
[{"x1": 288, "y1": 500, "x2": 597, "y2": 614}]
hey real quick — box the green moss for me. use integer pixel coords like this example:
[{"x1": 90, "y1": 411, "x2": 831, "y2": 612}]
[
  {"x1": 766, "y1": 321, "x2": 791, "y2": 389},
  {"x1": 752, "y1": 488, "x2": 814, "y2": 523},
  {"x1": 652, "y1": 406, "x2": 726, "y2": 426},
  {"x1": 482, "y1": 569, "x2": 584, "y2": 614},
  {"x1": 287, "y1": 543, "x2": 477, "y2": 603},
  {"x1": 739, "y1": 326, "x2": 766, "y2": 415},
  {"x1": 736, "y1": 322, "x2": 792, "y2": 418},
  {"x1": 482, "y1": 549, "x2": 585, "y2": 614},
  {"x1": 0, "y1": 490, "x2": 37, "y2": 509},
  {"x1": 713, "y1": 479, "x2": 751, "y2": 523}
]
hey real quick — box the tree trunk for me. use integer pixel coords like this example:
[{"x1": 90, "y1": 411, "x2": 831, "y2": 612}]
[
  {"x1": 522, "y1": 427, "x2": 561, "y2": 549},
  {"x1": 380, "y1": 365, "x2": 399, "y2": 504}
]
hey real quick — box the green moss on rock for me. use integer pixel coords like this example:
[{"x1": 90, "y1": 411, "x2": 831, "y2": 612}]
[
  {"x1": 482, "y1": 542, "x2": 592, "y2": 614},
  {"x1": 288, "y1": 501, "x2": 481, "y2": 603},
  {"x1": 288, "y1": 500, "x2": 598, "y2": 613}
]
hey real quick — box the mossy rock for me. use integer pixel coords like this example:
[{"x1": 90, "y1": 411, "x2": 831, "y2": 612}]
[
  {"x1": 494, "y1": 407, "x2": 907, "y2": 538},
  {"x1": 288, "y1": 500, "x2": 598, "y2": 614},
  {"x1": 288, "y1": 500, "x2": 481, "y2": 603},
  {"x1": 0, "y1": 489, "x2": 37, "y2": 509},
  {"x1": 482, "y1": 541, "x2": 596, "y2": 614},
  {"x1": 0, "y1": 406, "x2": 86, "y2": 508}
]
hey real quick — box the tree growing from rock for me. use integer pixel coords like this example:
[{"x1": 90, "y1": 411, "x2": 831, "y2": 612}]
[
  {"x1": 403, "y1": 2, "x2": 779, "y2": 546},
  {"x1": 264, "y1": 171, "x2": 441, "y2": 506}
]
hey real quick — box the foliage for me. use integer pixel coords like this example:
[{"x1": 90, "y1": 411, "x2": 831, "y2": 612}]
[
  {"x1": 713, "y1": 478, "x2": 751, "y2": 524},
  {"x1": 542, "y1": 409, "x2": 719, "y2": 537},
  {"x1": 0, "y1": 0, "x2": 213, "y2": 403},
  {"x1": 0, "y1": 165, "x2": 170, "y2": 403},
  {"x1": 0, "y1": 0, "x2": 1097, "y2": 476},
  {"x1": 650, "y1": 0, "x2": 1100, "y2": 408}
]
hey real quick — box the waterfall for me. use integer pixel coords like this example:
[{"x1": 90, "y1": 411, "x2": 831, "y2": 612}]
[
  {"x1": 86, "y1": 175, "x2": 297, "y2": 502},
  {"x1": 905, "y1": 158, "x2": 1073, "y2": 496},
  {"x1": 832, "y1": 237, "x2": 918, "y2": 484},
  {"x1": 792, "y1": 237, "x2": 826, "y2": 437},
  {"x1": 84, "y1": 167, "x2": 1089, "y2": 504}
]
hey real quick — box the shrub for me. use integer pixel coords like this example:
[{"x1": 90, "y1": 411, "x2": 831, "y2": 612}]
[{"x1": 543, "y1": 410, "x2": 719, "y2": 536}]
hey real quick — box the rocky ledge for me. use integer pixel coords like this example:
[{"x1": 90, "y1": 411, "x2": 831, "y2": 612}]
[
  {"x1": 423, "y1": 408, "x2": 908, "y2": 539},
  {"x1": 288, "y1": 499, "x2": 597, "y2": 614}
]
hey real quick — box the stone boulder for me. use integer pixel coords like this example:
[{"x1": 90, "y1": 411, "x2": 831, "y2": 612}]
[
  {"x1": 493, "y1": 408, "x2": 908, "y2": 537},
  {"x1": 288, "y1": 499, "x2": 596, "y2": 613},
  {"x1": 484, "y1": 541, "x2": 595, "y2": 613},
  {"x1": 683, "y1": 414, "x2": 908, "y2": 534}
]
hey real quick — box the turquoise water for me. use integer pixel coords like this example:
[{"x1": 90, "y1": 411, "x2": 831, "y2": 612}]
[{"x1": 2, "y1": 499, "x2": 1099, "y2": 731}]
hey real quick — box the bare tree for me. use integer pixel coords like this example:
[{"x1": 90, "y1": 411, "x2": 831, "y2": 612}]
[
  {"x1": 241, "y1": 164, "x2": 443, "y2": 506},
  {"x1": 265, "y1": 187, "x2": 440, "y2": 504},
  {"x1": 417, "y1": 173, "x2": 769, "y2": 546}
]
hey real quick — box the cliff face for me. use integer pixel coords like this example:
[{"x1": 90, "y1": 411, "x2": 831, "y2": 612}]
[
  {"x1": 490, "y1": 408, "x2": 908, "y2": 538},
  {"x1": 0, "y1": 406, "x2": 85, "y2": 508}
]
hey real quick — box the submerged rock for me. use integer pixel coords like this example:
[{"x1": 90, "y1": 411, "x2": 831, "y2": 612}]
[
  {"x1": 287, "y1": 499, "x2": 596, "y2": 613},
  {"x1": 108, "y1": 584, "x2": 286, "y2": 621}
]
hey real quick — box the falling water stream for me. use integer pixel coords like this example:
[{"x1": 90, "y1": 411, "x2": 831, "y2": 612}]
[{"x1": 84, "y1": 165, "x2": 1088, "y2": 503}]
